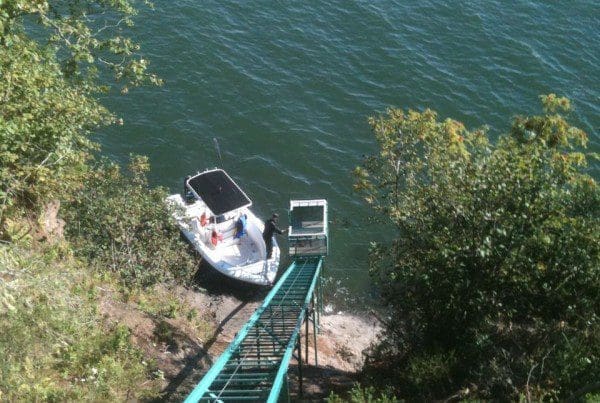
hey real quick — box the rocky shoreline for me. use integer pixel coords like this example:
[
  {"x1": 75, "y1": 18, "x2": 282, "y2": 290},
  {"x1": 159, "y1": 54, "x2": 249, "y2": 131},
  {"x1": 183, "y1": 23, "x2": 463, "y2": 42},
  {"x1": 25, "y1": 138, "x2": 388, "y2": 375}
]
[{"x1": 99, "y1": 271, "x2": 381, "y2": 401}]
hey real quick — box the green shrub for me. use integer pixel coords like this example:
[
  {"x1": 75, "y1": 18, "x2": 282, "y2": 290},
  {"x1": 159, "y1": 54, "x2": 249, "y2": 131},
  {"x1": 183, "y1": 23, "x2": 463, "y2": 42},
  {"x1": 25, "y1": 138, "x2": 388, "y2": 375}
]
[
  {"x1": 356, "y1": 95, "x2": 600, "y2": 400},
  {"x1": 0, "y1": 0, "x2": 160, "y2": 233},
  {"x1": 154, "y1": 320, "x2": 177, "y2": 348},
  {"x1": 0, "y1": 38, "x2": 107, "y2": 230},
  {"x1": 327, "y1": 384, "x2": 398, "y2": 403},
  {"x1": 64, "y1": 155, "x2": 197, "y2": 288}
]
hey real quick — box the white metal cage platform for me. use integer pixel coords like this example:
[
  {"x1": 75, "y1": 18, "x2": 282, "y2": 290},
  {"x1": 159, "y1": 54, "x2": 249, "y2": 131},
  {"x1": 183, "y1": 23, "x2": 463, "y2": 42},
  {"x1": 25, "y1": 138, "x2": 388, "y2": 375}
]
[{"x1": 288, "y1": 199, "x2": 328, "y2": 257}]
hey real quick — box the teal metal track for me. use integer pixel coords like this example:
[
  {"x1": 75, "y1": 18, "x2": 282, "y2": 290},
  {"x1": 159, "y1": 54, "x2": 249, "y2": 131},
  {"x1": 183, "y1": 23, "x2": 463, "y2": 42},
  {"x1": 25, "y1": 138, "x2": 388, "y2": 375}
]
[{"x1": 185, "y1": 257, "x2": 323, "y2": 403}]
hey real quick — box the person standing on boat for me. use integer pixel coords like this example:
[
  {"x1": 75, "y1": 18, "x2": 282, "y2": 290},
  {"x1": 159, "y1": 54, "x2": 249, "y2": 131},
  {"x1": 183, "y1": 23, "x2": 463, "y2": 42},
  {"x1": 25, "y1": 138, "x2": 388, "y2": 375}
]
[
  {"x1": 263, "y1": 213, "x2": 285, "y2": 259},
  {"x1": 183, "y1": 175, "x2": 195, "y2": 204}
]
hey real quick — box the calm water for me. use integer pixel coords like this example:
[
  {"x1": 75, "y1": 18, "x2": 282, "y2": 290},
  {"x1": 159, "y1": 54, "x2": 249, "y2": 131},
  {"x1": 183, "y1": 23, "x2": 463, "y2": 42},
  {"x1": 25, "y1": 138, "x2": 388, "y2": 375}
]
[{"x1": 98, "y1": 0, "x2": 599, "y2": 309}]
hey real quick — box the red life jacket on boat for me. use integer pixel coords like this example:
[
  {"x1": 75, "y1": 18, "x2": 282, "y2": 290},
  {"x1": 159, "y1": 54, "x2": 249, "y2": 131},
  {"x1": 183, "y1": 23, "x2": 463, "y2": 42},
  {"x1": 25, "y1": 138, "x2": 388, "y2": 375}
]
[
  {"x1": 200, "y1": 212, "x2": 208, "y2": 227},
  {"x1": 211, "y1": 229, "x2": 222, "y2": 246}
]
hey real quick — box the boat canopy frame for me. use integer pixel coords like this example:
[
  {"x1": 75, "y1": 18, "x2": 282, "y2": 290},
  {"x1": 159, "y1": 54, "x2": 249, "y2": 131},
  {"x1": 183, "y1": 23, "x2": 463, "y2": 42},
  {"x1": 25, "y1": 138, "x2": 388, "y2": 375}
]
[{"x1": 185, "y1": 169, "x2": 252, "y2": 216}]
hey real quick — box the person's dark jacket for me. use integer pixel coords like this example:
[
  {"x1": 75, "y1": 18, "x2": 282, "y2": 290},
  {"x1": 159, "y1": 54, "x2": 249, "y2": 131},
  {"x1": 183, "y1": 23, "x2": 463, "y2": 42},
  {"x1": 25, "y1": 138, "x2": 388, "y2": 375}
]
[{"x1": 263, "y1": 218, "x2": 284, "y2": 240}]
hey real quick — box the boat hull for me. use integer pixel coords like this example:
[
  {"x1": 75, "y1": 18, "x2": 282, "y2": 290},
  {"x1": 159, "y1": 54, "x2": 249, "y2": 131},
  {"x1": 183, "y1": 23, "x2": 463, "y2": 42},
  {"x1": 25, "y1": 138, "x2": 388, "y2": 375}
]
[{"x1": 167, "y1": 194, "x2": 280, "y2": 286}]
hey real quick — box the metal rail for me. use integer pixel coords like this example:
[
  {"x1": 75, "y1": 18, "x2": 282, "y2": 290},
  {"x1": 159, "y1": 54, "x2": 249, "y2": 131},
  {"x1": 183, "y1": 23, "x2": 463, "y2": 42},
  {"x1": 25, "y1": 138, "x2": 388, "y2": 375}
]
[{"x1": 185, "y1": 257, "x2": 323, "y2": 402}]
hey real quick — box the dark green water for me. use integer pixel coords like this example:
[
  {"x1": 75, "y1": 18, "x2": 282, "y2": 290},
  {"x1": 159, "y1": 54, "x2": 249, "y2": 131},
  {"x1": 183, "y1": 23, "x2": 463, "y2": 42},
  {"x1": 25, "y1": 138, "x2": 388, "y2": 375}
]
[{"x1": 98, "y1": 0, "x2": 599, "y2": 309}]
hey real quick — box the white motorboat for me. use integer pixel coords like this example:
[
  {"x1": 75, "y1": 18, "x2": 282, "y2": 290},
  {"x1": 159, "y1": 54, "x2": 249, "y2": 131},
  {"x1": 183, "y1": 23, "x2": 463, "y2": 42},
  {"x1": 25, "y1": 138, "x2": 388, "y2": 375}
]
[{"x1": 166, "y1": 169, "x2": 280, "y2": 286}]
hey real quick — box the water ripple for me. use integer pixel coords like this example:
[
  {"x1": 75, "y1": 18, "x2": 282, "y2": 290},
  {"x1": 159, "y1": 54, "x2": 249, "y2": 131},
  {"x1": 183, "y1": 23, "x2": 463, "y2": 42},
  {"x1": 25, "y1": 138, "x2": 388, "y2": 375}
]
[{"x1": 96, "y1": 0, "x2": 599, "y2": 307}]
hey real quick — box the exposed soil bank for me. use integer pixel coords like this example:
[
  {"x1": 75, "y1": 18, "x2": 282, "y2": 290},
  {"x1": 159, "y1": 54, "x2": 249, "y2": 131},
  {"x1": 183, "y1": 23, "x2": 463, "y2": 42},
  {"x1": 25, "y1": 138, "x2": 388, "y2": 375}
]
[{"x1": 100, "y1": 267, "x2": 381, "y2": 401}]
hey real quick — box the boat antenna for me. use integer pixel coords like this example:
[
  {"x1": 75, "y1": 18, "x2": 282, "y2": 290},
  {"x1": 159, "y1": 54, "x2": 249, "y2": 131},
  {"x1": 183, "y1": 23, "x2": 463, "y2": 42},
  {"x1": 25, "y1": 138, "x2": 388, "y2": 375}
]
[{"x1": 213, "y1": 137, "x2": 223, "y2": 167}]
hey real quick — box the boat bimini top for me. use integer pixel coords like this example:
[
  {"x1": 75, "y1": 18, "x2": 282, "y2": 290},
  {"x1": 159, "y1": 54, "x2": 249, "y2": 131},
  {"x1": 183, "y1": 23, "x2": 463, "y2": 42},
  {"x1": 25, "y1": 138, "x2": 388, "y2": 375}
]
[{"x1": 185, "y1": 169, "x2": 252, "y2": 215}]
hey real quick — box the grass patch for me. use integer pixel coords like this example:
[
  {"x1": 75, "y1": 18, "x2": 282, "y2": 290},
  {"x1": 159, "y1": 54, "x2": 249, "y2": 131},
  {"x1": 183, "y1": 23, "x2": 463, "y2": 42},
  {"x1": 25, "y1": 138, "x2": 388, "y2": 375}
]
[{"x1": 0, "y1": 242, "x2": 162, "y2": 400}]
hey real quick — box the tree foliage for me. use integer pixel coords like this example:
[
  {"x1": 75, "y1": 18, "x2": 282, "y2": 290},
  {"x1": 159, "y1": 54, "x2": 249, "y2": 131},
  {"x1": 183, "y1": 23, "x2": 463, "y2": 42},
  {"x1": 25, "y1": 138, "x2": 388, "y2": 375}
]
[
  {"x1": 0, "y1": 0, "x2": 160, "y2": 231},
  {"x1": 0, "y1": 37, "x2": 108, "y2": 219},
  {"x1": 0, "y1": 2, "x2": 191, "y2": 398},
  {"x1": 64, "y1": 155, "x2": 197, "y2": 288},
  {"x1": 1, "y1": 0, "x2": 161, "y2": 88},
  {"x1": 355, "y1": 95, "x2": 599, "y2": 400}
]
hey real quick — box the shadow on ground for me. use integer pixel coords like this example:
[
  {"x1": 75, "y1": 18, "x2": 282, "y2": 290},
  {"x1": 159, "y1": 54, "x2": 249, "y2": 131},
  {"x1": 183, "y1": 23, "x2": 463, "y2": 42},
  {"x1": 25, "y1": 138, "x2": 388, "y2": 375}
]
[
  {"x1": 191, "y1": 260, "x2": 270, "y2": 302},
  {"x1": 157, "y1": 261, "x2": 274, "y2": 402},
  {"x1": 288, "y1": 364, "x2": 359, "y2": 402}
]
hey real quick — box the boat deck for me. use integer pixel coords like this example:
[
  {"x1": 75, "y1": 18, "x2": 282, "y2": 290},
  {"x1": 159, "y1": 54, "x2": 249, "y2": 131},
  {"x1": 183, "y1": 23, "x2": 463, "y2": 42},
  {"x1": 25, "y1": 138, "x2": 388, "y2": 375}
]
[{"x1": 166, "y1": 194, "x2": 280, "y2": 285}]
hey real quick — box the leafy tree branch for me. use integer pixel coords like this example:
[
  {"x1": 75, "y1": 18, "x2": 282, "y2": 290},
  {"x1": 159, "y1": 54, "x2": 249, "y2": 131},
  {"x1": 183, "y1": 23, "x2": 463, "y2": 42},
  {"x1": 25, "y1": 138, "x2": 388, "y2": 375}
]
[{"x1": 356, "y1": 95, "x2": 599, "y2": 400}]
